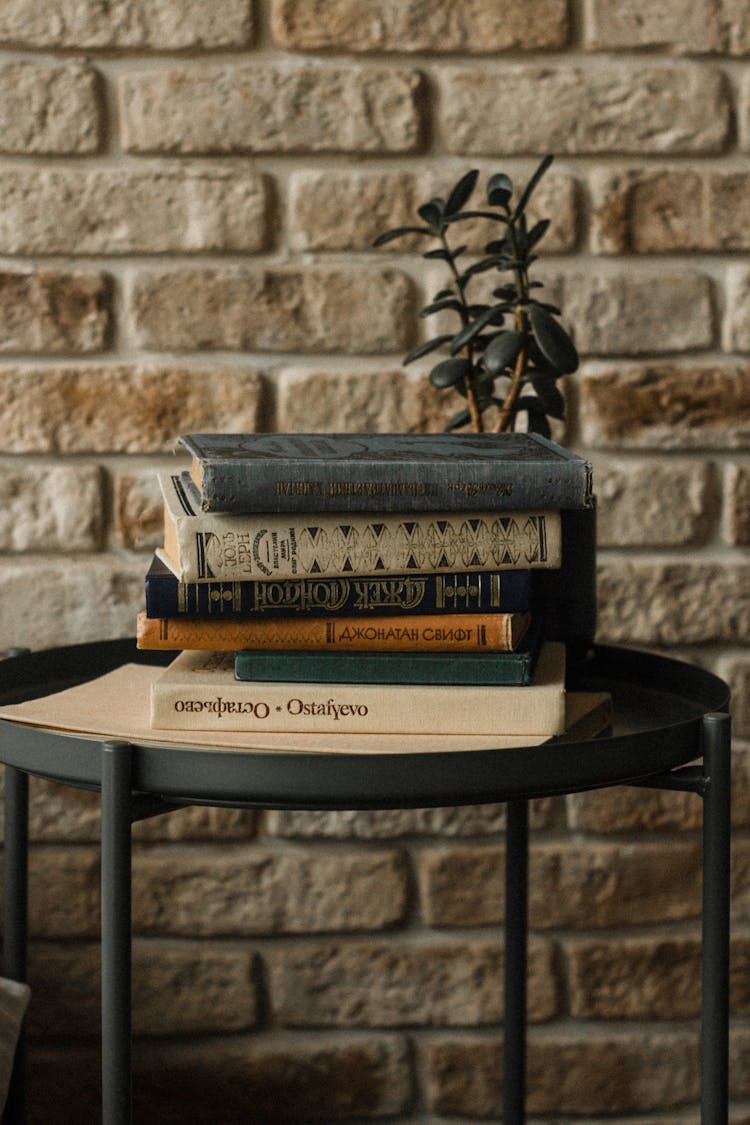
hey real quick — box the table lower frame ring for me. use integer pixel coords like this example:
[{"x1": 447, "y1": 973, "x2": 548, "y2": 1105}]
[{"x1": 1, "y1": 711, "x2": 732, "y2": 1125}]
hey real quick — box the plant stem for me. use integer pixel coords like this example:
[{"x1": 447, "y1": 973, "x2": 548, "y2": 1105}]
[
  {"x1": 440, "y1": 231, "x2": 483, "y2": 432},
  {"x1": 494, "y1": 222, "x2": 530, "y2": 433}
]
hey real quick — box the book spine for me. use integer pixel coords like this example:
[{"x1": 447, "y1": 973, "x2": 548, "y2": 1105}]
[
  {"x1": 165, "y1": 476, "x2": 561, "y2": 582},
  {"x1": 145, "y1": 568, "x2": 533, "y2": 619},
  {"x1": 534, "y1": 506, "x2": 597, "y2": 654},
  {"x1": 151, "y1": 676, "x2": 564, "y2": 736},
  {"x1": 200, "y1": 459, "x2": 592, "y2": 513},
  {"x1": 233, "y1": 644, "x2": 539, "y2": 686},
  {"x1": 137, "y1": 611, "x2": 531, "y2": 652}
]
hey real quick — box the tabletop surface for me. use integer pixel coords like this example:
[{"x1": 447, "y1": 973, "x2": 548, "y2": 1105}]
[{"x1": 0, "y1": 639, "x2": 731, "y2": 809}]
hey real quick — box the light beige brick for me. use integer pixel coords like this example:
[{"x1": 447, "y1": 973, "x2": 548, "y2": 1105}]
[
  {"x1": 267, "y1": 939, "x2": 557, "y2": 1026},
  {"x1": 0, "y1": 556, "x2": 144, "y2": 649},
  {"x1": 722, "y1": 660, "x2": 750, "y2": 738},
  {"x1": 597, "y1": 560, "x2": 750, "y2": 646},
  {"x1": 112, "y1": 469, "x2": 164, "y2": 551},
  {"x1": 289, "y1": 167, "x2": 578, "y2": 253},
  {"x1": 277, "y1": 369, "x2": 445, "y2": 432},
  {"x1": 594, "y1": 457, "x2": 716, "y2": 547},
  {"x1": 562, "y1": 268, "x2": 713, "y2": 356},
  {"x1": 0, "y1": 0, "x2": 253, "y2": 48},
  {"x1": 30, "y1": 1035, "x2": 413, "y2": 1123},
  {"x1": 724, "y1": 464, "x2": 750, "y2": 545},
  {"x1": 420, "y1": 842, "x2": 702, "y2": 929},
  {"x1": 424, "y1": 1032, "x2": 700, "y2": 1115},
  {"x1": 272, "y1": 0, "x2": 568, "y2": 51},
  {"x1": 0, "y1": 270, "x2": 110, "y2": 353},
  {"x1": 120, "y1": 63, "x2": 422, "y2": 154},
  {"x1": 580, "y1": 365, "x2": 750, "y2": 449},
  {"x1": 566, "y1": 935, "x2": 750, "y2": 1019},
  {"x1": 28, "y1": 848, "x2": 100, "y2": 938},
  {"x1": 567, "y1": 785, "x2": 702, "y2": 833},
  {"x1": 0, "y1": 61, "x2": 100, "y2": 154},
  {"x1": 27, "y1": 941, "x2": 259, "y2": 1037},
  {"x1": 726, "y1": 266, "x2": 750, "y2": 351},
  {"x1": 266, "y1": 798, "x2": 561, "y2": 839},
  {"x1": 132, "y1": 848, "x2": 407, "y2": 935},
  {"x1": 131, "y1": 268, "x2": 415, "y2": 354},
  {"x1": 586, "y1": 0, "x2": 750, "y2": 55},
  {"x1": 591, "y1": 168, "x2": 750, "y2": 253},
  {"x1": 0, "y1": 167, "x2": 268, "y2": 255},
  {"x1": 440, "y1": 63, "x2": 729, "y2": 155},
  {"x1": 0, "y1": 463, "x2": 103, "y2": 551},
  {"x1": 0, "y1": 365, "x2": 265, "y2": 453}
]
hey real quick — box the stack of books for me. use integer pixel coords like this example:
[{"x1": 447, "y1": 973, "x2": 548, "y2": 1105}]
[{"x1": 136, "y1": 432, "x2": 595, "y2": 738}]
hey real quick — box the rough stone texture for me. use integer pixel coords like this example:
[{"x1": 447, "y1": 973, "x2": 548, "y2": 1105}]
[
  {"x1": 424, "y1": 1032, "x2": 700, "y2": 1115},
  {"x1": 0, "y1": 365, "x2": 266, "y2": 453},
  {"x1": 0, "y1": 270, "x2": 110, "y2": 352},
  {"x1": 4, "y1": 776, "x2": 258, "y2": 843},
  {"x1": 27, "y1": 941, "x2": 259, "y2": 1037},
  {"x1": 131, "y1": 848, "x2": 408, "y2": 935},
  {"x1": 566, "y1": 935, "x2": 750, "y2": 1019},
  {"x1": 266, "y1": 798, "x2": 562, "y2": 838},
  {"x1": 131, "y1": 268, "x2": 415, "y2": 354},
  {"x1": 586, "y1": 0, "x2": 750, "y2": 55},
  {"x1": 288, "y1": 167, "x2": 578, "y2": 253},
  {"x1": 0, "y1": 167, "x2": 268, "y2": 255},
  {"x1": 0, "y1": 61, "x2": 100, "y2": 154},
  {"x1": 0, "y1": 0, "x2": 253, "y2": 48},
  {"x1": 272, "y1": 0, "x2": 568, "y2": 52},
  {"x1": 724, "y1": 464, "x2": 750, "y2": 545},
  {"x1": 580, "y1": 365, "x2": 750, "y2": 449},
  {"x1": 112, "y1": 469, "x2": 164, "y2": 550},
  {"x1": 0, "y1": 463, "x2": 103, "y2": 551},
  {"x1": 726, "y1": 266, "x2": 750, "y2": 351},
  {"x1": 561, "y1": 268, "x2": 713, "y2": 356},
  {"x1": 724, "y1": 661, "x2": 750, "y2": 739},
  {"x1": 567, "y1": 785, "x2": 702, "y2": 832},
  {"x1": 28, "y1": 848, "x2": 100, "y2": 938},
  {"x1": 277, "y1": 369, "x2": 447, "y2": 432},
  {"x1": 594, "y1": 457, "x2": 716, "y2": 547},
  {"x1": 590, "y1": 167, "x2": 750, "y2": 253},
  {"x1": 440, "y1": 64, "x2": 729, "y2": 155},
  {"x1": 596, "y1": 560, "x2": 750, "y2": 646},
  {"x1": 120, "y1": 63, "x2": 422, "y2": 154},
  {"x1": 29, "y1": 1034, "x2": 413, "y2": 1124},
  {"x1": 420, "y1": 842, "x2": 703, "y2": 929},
  {"x1": 267, "y1": 940, "x2": 557, "y2": 1027},
  {"x1": 0, "y1": 556, "x2": 144, "y2": 649}
]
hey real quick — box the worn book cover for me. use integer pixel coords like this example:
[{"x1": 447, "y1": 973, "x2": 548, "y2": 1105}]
[
  {"x1": 159, "y1": 472, "x2": 561, "y2": 583},
  {"x1": 150, "y1": 641, "x2": 567, "y2": 735},
  {"x1": 234, "y1": 620, "x2": 542, "y2": 685},
  {"x1": 136, "y1": 610, "x2": 532, "y2": 653},
  {"x1": 177, "y1": 431, "x2": 594, "y2": 514},
  {"x1": 145, "y1": 554, "x2": 533, "y2": 619}
]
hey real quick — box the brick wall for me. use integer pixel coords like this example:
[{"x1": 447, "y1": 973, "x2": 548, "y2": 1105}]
[{"x1": 0, "y1": 1, "x2": 748, "y2": 1121}]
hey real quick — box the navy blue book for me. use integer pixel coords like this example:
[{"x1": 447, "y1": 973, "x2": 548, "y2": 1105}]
[
  {"x1": 234, "y1": 620, "x2": 543, "y2": 686},
  {"x1": 145, "y1": 555, "x2": 532, "y2": 619},
  {"x1": 177, "y1": 432, "x2": 593, "y2": 514}
]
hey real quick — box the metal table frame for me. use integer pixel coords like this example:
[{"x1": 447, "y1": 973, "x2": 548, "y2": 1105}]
[{"x1": 0, "y1": 640, "x2": 732, "y2": 1125}]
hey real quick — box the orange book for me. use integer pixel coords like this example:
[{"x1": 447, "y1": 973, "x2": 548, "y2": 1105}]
[{"x1": 136, "y1": 610, "x2": 531, "y2": 653}]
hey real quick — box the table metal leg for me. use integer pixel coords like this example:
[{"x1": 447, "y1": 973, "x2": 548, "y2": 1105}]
[
  {"x1": 3, "y1": 766, "x2": 28, "y2": 1124},
  {"x1": 101, "y1": 742, "x2": 133, "y2": 1125},
  {"x1": 701, "y1": 712, "x2": 731, "y2": 1125},
  {"x1": 504, "y1": 798, "x2": 528, "y2": 1125}
]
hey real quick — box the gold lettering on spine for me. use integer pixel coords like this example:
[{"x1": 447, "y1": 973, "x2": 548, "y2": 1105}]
[{"x1": 490, "y1": 573, "x2": 500, "y2": 608}]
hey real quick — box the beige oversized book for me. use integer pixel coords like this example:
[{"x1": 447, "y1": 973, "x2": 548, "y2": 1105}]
[
  {"x1": 150, "y1": 642, "x2": 567, "y2": 736},
  {"x1": 158, "y1": 471, "x2": 561, "y2": 583}
]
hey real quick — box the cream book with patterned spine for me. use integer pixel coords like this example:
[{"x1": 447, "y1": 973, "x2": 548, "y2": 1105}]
[{"x1": 159, "y1": 471, "x2": 561, "y2": 583}]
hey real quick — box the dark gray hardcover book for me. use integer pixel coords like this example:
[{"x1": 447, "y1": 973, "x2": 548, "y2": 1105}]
[
  {"x1": 534, "y1": 505, "x2": 597, "y2": 654},
  {"x1": 177, "y1": 432, "x2": 594, "y2": 514}
]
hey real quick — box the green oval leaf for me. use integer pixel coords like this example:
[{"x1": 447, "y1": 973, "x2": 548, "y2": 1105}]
[
  {"x1": 418, "y1": 201, "x2": 443, "y2": 228},
  {"x1": 483, "y1": 330, "x2": 525, "y2": 375},
  {"x1": 450, "y1": 307, "x2": 504, "y2": 354},
  {"x1": 513, "y1": 155, "x2": 554, "y2": 220},
  {"x1": 445, "y1": 170, "x2": 479, "y2": 217},
  {"x1": 487, "y1": 172, "x2": 513, "y2": 208},
  {"x1": 402, "y1": 334, "x2": 453, "y2": 365},
  {"x1": 528, "y1": 305, "x2": 578, "y2": 375},
  {"x1": 372, "y1": 226, "x2": 430, "y2": 247},
  {"x1": 444, "y1": 407, "x2": 472, "y2": 432},
  {"x1": 529, "y1": 374, "x2": 565, "y2": 419},
  {"x1": 429, "y1": 357, "x2": 471, "y2": 389},
  {"x1": 419, "y1": 299, "x2": 464, "y2": 318}
]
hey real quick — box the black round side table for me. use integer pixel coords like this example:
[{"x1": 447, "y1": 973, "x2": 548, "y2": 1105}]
[{"x1": 0, "y1": 640, "x2": 732, "y2": 1125}]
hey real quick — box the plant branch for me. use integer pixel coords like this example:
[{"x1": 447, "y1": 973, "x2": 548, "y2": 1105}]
[
  {"x1": 440, "y1": 230, "x2": 483, "y2": 432},
  {"x1": 494, "y1": 221, "x2": 530, "y2": 433}
]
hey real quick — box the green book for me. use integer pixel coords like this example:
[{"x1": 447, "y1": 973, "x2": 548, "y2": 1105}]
[{"x1": 234, "y1": 621, "x2": 542, "y2": 686}]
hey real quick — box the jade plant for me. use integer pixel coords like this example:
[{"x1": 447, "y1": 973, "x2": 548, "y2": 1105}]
[{"x1": 374, "y1": 155, "x2": 578, "y2": 435}]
